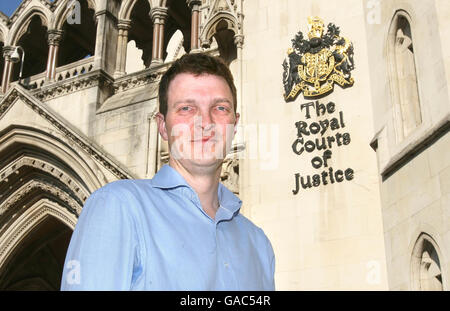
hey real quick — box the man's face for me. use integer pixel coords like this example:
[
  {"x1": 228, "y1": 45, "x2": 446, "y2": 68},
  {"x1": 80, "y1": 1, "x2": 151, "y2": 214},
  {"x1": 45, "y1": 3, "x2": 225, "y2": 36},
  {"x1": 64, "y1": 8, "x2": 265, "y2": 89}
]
[{"x1": 156, "y1": 73, "x2": 239, "y2": 171}]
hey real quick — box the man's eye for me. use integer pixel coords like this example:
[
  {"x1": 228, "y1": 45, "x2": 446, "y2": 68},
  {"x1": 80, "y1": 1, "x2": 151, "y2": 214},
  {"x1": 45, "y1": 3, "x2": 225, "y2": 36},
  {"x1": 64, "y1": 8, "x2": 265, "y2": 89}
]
[
  {"x1": 216, "y1": 106, "x2": 227, "y2": 111},
  {"x1": 180, "y1": 106, "x2": 191, "y2": 111}
]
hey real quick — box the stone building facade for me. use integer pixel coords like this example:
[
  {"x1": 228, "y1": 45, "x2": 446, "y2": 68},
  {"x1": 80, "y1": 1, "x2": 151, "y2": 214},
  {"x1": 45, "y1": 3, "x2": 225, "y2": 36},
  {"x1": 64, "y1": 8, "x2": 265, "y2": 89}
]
[{"x1": 0, "y1": 0, "x2": 448, "y2": 290}]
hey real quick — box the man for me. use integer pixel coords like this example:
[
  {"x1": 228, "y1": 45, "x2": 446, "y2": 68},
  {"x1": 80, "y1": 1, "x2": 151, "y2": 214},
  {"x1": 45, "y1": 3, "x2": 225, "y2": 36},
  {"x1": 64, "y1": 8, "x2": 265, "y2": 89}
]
[{"x1": 61, "y1": 53, "x2": 275, "y2": 290}]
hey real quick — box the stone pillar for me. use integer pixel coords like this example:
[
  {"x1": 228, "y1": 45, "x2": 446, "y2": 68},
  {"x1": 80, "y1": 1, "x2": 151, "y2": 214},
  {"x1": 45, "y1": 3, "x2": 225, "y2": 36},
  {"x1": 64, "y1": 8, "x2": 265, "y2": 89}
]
[
  {"x1": 114, "y1": 20, "x2": 131, "y2": 77},
  {"x1": 150, "y1": 7, "x2": 168, "y2": 66},
  {"x1": 234, "y1": 33, "x2": 244, "y2": 105},
  {"x1": 145, "y1": 111, "x2": 159, "y2": 178},
  {"x1": 93, "y1": 7, "x2": 119, "y2": 76},
  {"x1": 46, "y1": 30, "x2": 64, "y2": 82},
  {"x1": 1, "y1": 46, "x2": 15, "y2": 94},
  {"x1": 233, "y1": 34, "x2": 245, "y2": 198},
  {"x1": 187, "y1": 0, "x2": 202, "y2": 52}
]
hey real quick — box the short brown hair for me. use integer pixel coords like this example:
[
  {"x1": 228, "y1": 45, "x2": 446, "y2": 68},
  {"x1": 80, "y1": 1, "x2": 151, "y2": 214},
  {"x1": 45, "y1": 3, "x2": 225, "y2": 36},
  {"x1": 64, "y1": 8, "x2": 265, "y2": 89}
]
[{"x1": 158, "y1": 53, "x2": 237, "y2": 116}]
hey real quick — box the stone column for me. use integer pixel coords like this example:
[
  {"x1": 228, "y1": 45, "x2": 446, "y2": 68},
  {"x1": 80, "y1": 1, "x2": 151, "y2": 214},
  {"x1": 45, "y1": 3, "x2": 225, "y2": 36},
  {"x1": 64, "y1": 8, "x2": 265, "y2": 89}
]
[
  {"x1": 234, "y1": 34, "x2": 244, "y2": 122},
  {"x1": 187, "y1": 0, "x2": 202, "y2": 52},
  {"x1": 145, "y1": 111, "x2": 159, "y2": 178},
  {"x1": 93, "y1": 7, "x2": 119, "y2": 76},
  {"x1": 150, "y1": 7, "x2": 168, "y2": 66},
  {"x1": 114, "y1": 20, "x2": 131, "y2": 77},
  {"x1": 46, "y1": 30, "x2": 64, "y2": 82},
  {"x1": 233, "y1": 34, "x2": 245, "y2": 199},
  {"x1": 1, "y1": 46, "x2": 15, "y2": 94}
]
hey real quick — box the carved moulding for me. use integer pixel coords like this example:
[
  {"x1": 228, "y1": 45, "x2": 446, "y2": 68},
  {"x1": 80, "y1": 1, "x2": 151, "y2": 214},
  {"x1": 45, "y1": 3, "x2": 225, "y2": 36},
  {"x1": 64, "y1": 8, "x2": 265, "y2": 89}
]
[
  {"x1": 0, "y1": 179, "x2": 82, "y2": 219},
  {"x1": 0, "y1": 155, "x2": 90, "y2": 204},
  {"x1": 32, "y1": 70, "x2": 113, "y2": 102},
  {"x1": 0, "y1": 198, "x2": 77, "y2": 272},
  {"x1": 0, "y1": 88, "x2": 133, "y2": 181},
  {"x1": 112, "y1": 67, "x2": 167, "y2": 94}
]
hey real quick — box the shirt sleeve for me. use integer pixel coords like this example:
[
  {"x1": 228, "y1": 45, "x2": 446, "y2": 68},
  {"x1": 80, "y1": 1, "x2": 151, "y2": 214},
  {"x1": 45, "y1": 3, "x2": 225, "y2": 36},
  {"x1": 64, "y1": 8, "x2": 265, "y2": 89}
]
[
  {"x1": 60, "y1": 187, "x2": 140, "y2": 290},
  {"x1": 266, "y1": 234, "x2": 276, "y2": 291},
  {"x1": 270, "y1": 244, "x2": 276, "y2": 290}
]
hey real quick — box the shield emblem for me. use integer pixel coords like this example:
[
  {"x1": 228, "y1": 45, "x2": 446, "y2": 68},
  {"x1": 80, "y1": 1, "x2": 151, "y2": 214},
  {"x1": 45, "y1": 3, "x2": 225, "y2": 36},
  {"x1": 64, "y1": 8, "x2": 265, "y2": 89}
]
[
  {"x1": 282, "y1": 17, "x2": 355, "y2": 101},
  {"x1": 299, "y1": 49, "x2": 335, "y2": 89}
]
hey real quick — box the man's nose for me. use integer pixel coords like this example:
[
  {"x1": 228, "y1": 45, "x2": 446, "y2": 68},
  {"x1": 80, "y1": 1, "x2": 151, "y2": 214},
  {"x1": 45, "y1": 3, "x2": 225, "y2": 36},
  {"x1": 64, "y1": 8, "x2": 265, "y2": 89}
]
[{"x1": 196, "y1": 110, "x2": 214, "y2": 130}]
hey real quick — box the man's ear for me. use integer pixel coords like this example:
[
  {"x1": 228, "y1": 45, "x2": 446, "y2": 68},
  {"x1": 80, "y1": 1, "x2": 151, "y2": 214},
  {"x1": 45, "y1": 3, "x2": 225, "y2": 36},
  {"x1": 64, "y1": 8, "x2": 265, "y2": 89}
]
[
  {"x1": 155, "y1": 112, "x2": 169, "y2": 141},
  {"x1": 234, "y1": 112, "x2": 240, "y2": 135}
]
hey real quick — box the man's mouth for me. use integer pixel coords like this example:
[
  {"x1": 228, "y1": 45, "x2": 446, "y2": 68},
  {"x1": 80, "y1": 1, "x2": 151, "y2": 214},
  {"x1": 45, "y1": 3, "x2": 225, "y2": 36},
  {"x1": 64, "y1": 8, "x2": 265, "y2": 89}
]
[{"x1": 191, "y1": 136, "x2": 216, "y2": 143}]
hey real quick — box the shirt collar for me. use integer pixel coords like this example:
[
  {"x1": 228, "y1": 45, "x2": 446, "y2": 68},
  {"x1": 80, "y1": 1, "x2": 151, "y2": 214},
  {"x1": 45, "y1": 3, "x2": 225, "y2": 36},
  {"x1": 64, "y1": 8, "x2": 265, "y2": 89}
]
[
  {"x1": 151, "y1": 164, "x2": 242, "y2": 216},
  {"x1": 150, "y1": 164, "x2": 191, "y2": 189},
  {"x1": 217, "y1": 183, "x2": 242, "y2": 217}
]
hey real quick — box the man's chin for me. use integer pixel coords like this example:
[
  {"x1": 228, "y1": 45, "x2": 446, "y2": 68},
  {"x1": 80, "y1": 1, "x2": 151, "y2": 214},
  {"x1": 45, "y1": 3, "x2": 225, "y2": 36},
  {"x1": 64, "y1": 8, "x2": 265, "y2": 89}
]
[
  {"x1": 174, "y1": 154, "x2": 225, "y2": 171},
  {"x1": 190, "y1": 154, "x2": 225, "y2": 167}
]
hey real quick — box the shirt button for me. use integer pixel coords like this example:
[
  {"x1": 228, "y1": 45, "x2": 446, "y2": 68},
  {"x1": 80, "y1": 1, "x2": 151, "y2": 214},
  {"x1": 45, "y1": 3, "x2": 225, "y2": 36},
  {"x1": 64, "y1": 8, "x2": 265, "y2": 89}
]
[{"x1": 224, "y1": 262, "x2": 229, "y2": 268}]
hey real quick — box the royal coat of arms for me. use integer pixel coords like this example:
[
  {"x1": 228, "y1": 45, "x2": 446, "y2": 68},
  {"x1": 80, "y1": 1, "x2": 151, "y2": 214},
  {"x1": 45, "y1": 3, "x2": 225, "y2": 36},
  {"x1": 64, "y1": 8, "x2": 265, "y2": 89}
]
[{"x1": 283, "y1": 17, "x2": 355, "y2": 101}]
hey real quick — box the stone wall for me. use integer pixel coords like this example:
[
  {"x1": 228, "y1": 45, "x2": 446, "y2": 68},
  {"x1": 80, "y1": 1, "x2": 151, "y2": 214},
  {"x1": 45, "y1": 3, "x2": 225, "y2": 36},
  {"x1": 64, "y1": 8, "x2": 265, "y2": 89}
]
[
  {"x1": 240, "y1": 0, "x2": 388, "y2": 290},
  {"x1": 365, "y1": 0, "x2": 450, "y2": 290}
]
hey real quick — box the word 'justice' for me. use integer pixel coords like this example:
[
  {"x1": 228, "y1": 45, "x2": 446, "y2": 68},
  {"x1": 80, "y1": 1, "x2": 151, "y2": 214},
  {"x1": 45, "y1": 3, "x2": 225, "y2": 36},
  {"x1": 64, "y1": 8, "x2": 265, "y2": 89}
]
[{"x1": 292, "y1": 100, "x2": 355, "y2": 195}]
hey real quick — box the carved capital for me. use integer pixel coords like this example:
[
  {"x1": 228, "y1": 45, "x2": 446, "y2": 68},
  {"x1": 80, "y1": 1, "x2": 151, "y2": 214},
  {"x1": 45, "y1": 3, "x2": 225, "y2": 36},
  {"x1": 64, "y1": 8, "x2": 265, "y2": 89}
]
[
  {"x1": 118, "y1": 19, "x2": 131, "y2": 31},
  {"x1": 234, "y1": 34, "x2": 244, "y2": 48},
  {"x1": 47, "y1": 30, "x2": 64, "y2": 46},
  {"x1": 2, "y1": 46, "x2": 16, "y2": 59},
  {"x1": 150, "y1": 7, "x2": 169, "y2": 24},
  {"x1": 187, "y1": 0, "x2": 202, "y2": 10}
]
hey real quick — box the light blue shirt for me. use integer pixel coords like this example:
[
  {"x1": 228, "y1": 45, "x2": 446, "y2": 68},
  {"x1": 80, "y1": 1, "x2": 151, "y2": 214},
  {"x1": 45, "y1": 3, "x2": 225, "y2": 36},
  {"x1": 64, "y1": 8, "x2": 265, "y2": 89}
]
[{"x1": 61, "y1": 165, "x2": 275, "y2": 290}]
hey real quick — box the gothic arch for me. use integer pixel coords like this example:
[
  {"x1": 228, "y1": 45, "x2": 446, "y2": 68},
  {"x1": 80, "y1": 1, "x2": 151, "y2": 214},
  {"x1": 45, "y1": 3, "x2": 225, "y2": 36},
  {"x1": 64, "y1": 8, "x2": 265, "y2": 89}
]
[
  {"x1": 201, "y1": 12, "x2": 238, "y2": 45},
  {"x1": 0, "y1": 125, "x2": 104, "y2": 194},
  {"x1": 53, "y1": 0, "x2": 97, "y2": 67},
  {"x1": 0, "y1": 125, "x2": 102, "y2": 289},
  {"x1": 118, "y1": 0, "x2": 153, "y2": 21},
  {"x1": 200, "y1": 12, "x2": 238, "y2": 64},
  {"x1": 53, "y1": 0, "x2": 97, "y2": 30},
  {"x1": 0, "y1": 199, "x2": 76, "y2": 289},
  {"x1": 123, "y1": 0, "x2": 155, "y2": 69},
  {"x1": 410, "y1": 232, "x2": 446, "y2": 291},
  {"x1": 387, "y1": 10, "x2": 422, "y2": 141},
  {"x1": 8, "y1": 6, "x2": 50, "y2": 46}
]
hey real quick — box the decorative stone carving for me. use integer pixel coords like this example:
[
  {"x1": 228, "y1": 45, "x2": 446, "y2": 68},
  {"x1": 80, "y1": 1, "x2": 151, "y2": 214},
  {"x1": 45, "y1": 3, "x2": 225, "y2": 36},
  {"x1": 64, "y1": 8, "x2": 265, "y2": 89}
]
[
  {"x1": 0, "y1": 199, "x2": 76, "y2": 271},
  {"x1": 199, "y1": 0, "x2": 244, "y2": 50},
  {"x1": 33, "y1": 70, "x2": 106, "y2": 101},
  {"x1": 47, "y1": 30, "x2": 64, "y2": 46},
  {"x1": 187, "y1": 0, "x2": 202, "y2": 8},
  {"x1": 2, "y1": 46, "x2": 15, "y2": 59},
  {"x1": 0, "y1": 88, "x2": 133, "y2": 181},
  {"x1": 113, "y1": 70, "x2": 162, "y2": 94},
  {"x1": 0, "y1": 155, "x2": 90, "y2": 204},
  {"x1": 220, "y1": 157, "x2": 239, "y2": 194},
  {"x1": 0, "y1": 179, "x2": 82, "y2": 219}
]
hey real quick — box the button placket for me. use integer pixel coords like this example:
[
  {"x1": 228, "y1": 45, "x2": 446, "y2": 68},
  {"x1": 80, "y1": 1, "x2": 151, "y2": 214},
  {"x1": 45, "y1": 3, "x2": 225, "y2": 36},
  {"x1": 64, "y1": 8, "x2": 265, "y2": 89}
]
[{"x1": 216, "y1": 223, "x2": 238, "y2": 287}]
